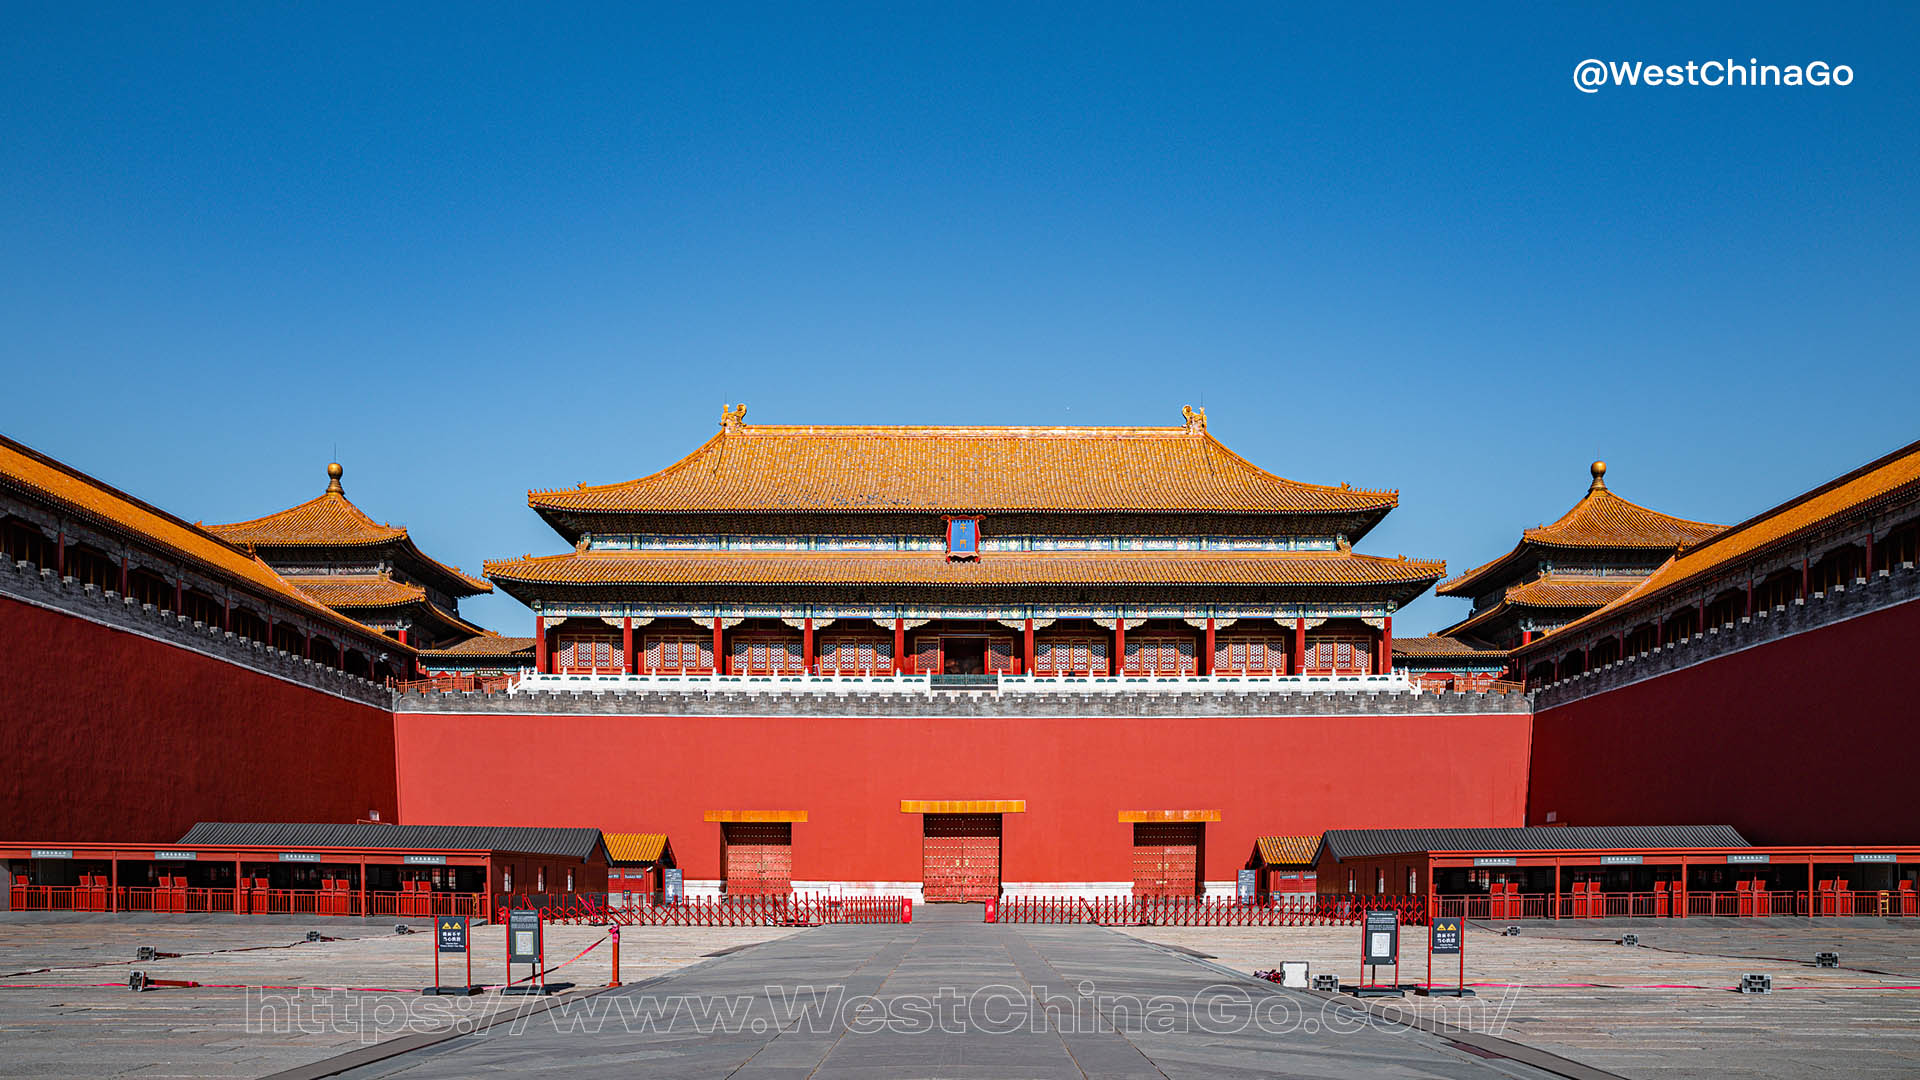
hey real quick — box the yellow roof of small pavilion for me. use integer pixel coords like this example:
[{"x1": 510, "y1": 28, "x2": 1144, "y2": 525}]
[
  {"x1": 529, "y1": 408, "x2": 1398, "y2": 518},
  {"x1": 1522, "y1": 437, "x2": 1920, "y2": 654},
  {"x1": 1254, "y1": 835, "x2": 1323, "y2": 866},
  {"x1": 1439, "y1": 462, "x2": 1721, "y2": 596},
  {"x1": 603, "y1": 832, "x2": 670, "y2": 863},
  {"x1": 207, "y1": 464, "x2": 490, "y2": 595}
]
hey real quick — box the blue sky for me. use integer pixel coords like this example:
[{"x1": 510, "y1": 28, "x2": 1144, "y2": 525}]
[{"x1": 2, "y1": 3, "x2": 1914, "y2": 635}]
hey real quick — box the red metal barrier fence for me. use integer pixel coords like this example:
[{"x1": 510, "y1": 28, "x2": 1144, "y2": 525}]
[
  {"x1": 992, "y1": 894, "x2": 1429, "y2": 927},
  {"x1": 510, "y1": 892, "x2": 913, "y2": 927}
]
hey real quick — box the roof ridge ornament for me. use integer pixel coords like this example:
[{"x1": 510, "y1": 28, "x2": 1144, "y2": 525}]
[
  {"x1": 721, "y1": 403, "x2": 748, "y2": 431},
  {"x1": 1589, "y1": 460, "x2": 1607, "y2": 492},
  {"x1": 325, "y1": 462, "x2": 344, "y2": 495},
  {"x1": 1182, "y1": 404, "x2": 1206, "y2": 433}
]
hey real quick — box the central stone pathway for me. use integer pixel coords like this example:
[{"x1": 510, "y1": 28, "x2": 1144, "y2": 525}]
[{"x1": 339, "y1": 905, "x2": 1557, "y2": 1079}]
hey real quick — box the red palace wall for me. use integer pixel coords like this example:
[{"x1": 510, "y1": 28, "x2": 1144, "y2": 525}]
[
  {"x1": 393, "y1": 709, "x2": 1531, "y2": 885},
  {"x1": 1528, "y1": 598, "x2": 1920, "y2": 846},
  {"x1": 0, "y1": 595, "x2": 397, "y2": 841}
]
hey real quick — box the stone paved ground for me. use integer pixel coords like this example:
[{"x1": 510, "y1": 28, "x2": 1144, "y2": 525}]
[
  {"x1": 326, "y1": 905, "x2": 1556, "y2": 1080},
  {"x1": 4, "y1": 911, "x2": 1917, "y2": 1079},
  {"x1": 1126, "y1": 917, "x2": 1920, "y2": 1080},
  {"x1": 0, "y1": 914, "x2": 797, "y2": 1079}
]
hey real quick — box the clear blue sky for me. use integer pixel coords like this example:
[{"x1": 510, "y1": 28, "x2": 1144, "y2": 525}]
[{"x1": 3, "y1": 4, "x2": 1915, "y2": 635}]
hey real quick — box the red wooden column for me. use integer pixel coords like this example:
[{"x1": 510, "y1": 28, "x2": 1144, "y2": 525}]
[
  {"x1": 234, "y1": 859, "x2": 243, "y2": 915},
  {"x1": 1291, "y1": 618, "x2": 1306, "y2": 674},
  {"x1": 1801, "y1": 556, "x2": 1810, "y2": 597},
  {"x1": 712, "y1": 617, "x2": 725, "y2": 675},
  {"x1": 55, "y1": 530, "x2": 65, "y2": 576},
  {"x1": 359, "y1": 857, "x2": 368, "y2": 917},
  {"x1": 803, "y1": 617, "x2": 815, "y2": 674},
  {"x1": 1379, "y1": 616, "x2": 1393, "y2": 673},
  {"x1": 224, "y1": 595, "x2": 232, "y2": 632},
  {"x1": 621, "y1": 617, "x2": 635, "y2": 674},
  {"x1": 1112, "y1": 617, "x2": 1126, "y2": 676},
  {"x1": 1521, "y1": 628, "x2": 1533, "y2": 647},
  {"x1": 174, "y1": 578, "x2": 184, "y2": 615},
  {"x1": 110, "y1": 858, "x2": 118, "y2": 913},
  {"x1": 118, "y1": 556, "x2": 129, "y2": 596},
  {"x1": 396, "y1": 627, "x2": 409, "y2": 647},
  {"x1": 534, "y1": 616, "x2": 548, "y2": 673},
  {"x1": 1202, "y1": 617, "x2": 1215, "y2": 675},
  {"x1": 1865, "y1": 532, "x2": 1875, "y2": 577},
  {"x1": 895, "y1": 621, "x2": 907, "y2": 675},
  {"x1": 1746, "y1": 578, "x2": 1754, "y2": 616},
  {"x1": 1023, "y1": 618, "x2": 1035, "y2": 675}
]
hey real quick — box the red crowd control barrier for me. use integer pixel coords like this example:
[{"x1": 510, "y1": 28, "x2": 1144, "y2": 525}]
[
  {"x1": 533, "y1": 892, "x2": 915, "y2": 927},
  {"x1": 990, "y1": 894, "x2": 1428, "y2": 927}
]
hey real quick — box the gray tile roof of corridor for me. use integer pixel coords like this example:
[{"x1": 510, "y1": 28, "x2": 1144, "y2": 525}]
[
  {"x1": 1322, "y1": 824, "x2": 1750, "y2": 860},
  {"x1": 176, "y1": 822, "x2": 606, "y2": 859}
]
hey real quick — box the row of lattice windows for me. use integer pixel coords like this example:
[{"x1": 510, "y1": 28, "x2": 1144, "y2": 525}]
[
  {"x1": 816, "y1": 636, "x2": 893, "y2": 674},
  {"x1": 1033, "y1": 637, "x2": 1109, "y2": 676},
  {"x1": 1301, "y1": 635, "x2": 1373, "y2": 675},
  {"x1": 562, "y1": 630, "x2": 1373, "y2": 676},
  {"x1": 556, "y1": 633, "x2": 623, "y2": 672},
  {"x1": 1123, "y1": 636, "x2": 1197, "y2": 675},
  {"x1": 1214, "y1": 636, "x2": 1288, "y2": 673},
  {"x1": 645, "y1": 636, "x2": 714, "y2": 672}
]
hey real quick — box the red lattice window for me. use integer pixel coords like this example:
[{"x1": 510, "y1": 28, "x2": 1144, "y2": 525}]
[
  {"x1": 1123, "y1": 634, "x2": 1198, "y2": 675},
  {"x1": 1214, "y1": 634, "x2": 1289, "y2": 674},
  {"x1": 731, "y1": 634, "x2": 804, "y2": 675},
  {"x1": 986, "y1": 637, "x2": 1017, "y2": 674},
  {"x1": 1033, "y1": 637, "x2": 1108, "y2": 676},
  {"x1": 913, "y1": 636, "x2": 940, "y2": 675},
  {"x1": 817, "y1": 634, "x2": 893, "y2": 674},
  {"x1": 557, "y1": 633, "x2": 624, "y2": 674},
  {"x1": 1301, "y1": 635, "x2": 1373, "y2": 675},
  {"x1": 643, "y1": 635, "x2": 714, "y2": 673}
]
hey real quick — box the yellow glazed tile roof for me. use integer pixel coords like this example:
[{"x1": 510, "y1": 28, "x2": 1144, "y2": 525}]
[
  {"x1": 286, "y1": 574, "x2": 427, "y2": 610},
  {"x1": 1439, "y1": 463, "x2": 1721, "y2": 596},
  {"x1": 529, "y1": 415, "x2": 1398, "y2": 517},
  {"x1": 603, "y1": 832, "x2": 669, "y2": 863},
  {"x1": 1391, "y1": 634, "x2": 1508, "y2": 659},
  {"x1": 1501, "y1": 575, "x2": 1637, "y2": 609},
  {"x1": 207, "y1": 465, "x2": 491, "y2": 595},
  {"x1": 0, "y1": 435, "x2": 401, "y2": 649},
  {"x1": 1522, "y1": 438, "x2": 1920, "y2": 654},
  {"x1": 416, "y1": 633, "x2": 538, "y2": 658},
  {"x1": 1254, "y1": 835, "x2": 1323, "y2": 866},
  {"x1": 483, "y1": 550, "x2": 1445, "y2": 588}
]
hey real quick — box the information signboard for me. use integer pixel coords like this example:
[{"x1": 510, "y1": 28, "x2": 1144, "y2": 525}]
[
  {"x1": 437, "y1": 916, "x2": 468, "y2": 953},
  {"x1": 507, "y1": 908, "x2": 542, "y2": 963},
  {"x1": 1363, "y1": 909, "x2": 1398, "y2": 965}
]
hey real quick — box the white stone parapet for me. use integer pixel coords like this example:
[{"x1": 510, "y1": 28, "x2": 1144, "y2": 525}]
[{"x1": 506, "y1": 670, "x2": 1416, "y2": 696}]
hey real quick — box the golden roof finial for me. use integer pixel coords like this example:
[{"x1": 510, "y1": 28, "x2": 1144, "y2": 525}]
[
  {"x1": 1181, "y1": 405, "x2": 1206, "y2": 432},
  {"x1": 326, "y1": 462, "x2": 344, "y2": 494},
  {"x1": 721, "y1": 403, "x2": 748, "y2": 431},
  {"x1": 1589, "y1": 460, "x2": 1607, "y2": 492}
]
